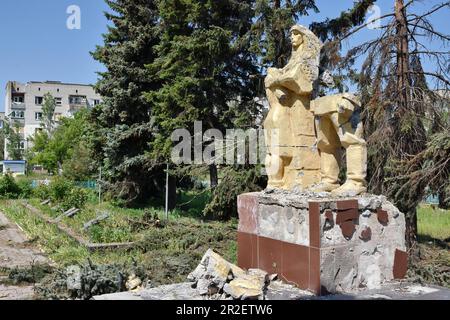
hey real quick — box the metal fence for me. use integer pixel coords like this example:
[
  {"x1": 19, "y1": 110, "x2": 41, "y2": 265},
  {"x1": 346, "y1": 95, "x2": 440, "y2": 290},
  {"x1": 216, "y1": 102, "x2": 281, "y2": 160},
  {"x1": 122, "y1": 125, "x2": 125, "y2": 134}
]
[{"x1": 31, "y1": 180, "x2": 97, "y2": 190}]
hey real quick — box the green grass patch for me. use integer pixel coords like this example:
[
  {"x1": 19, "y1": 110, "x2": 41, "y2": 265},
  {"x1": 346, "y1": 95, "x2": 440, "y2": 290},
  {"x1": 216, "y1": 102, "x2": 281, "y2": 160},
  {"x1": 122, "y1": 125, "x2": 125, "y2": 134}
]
[
  {"x1": 417, "y1": 205, "x2": 450, "y2": 241},
  {"x1": 0, "y1": 199, "x2": 237, "y2": 286}
]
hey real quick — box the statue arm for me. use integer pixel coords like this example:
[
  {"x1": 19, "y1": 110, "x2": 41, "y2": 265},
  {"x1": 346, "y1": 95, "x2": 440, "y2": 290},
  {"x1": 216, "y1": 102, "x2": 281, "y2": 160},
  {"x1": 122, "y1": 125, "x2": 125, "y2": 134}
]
[
  {"x1": 278, "y1": 66, "x2": 313, "y2": 94},
  {"x1": 266, "y1": 65, "x2": 314, "y2": 94}
]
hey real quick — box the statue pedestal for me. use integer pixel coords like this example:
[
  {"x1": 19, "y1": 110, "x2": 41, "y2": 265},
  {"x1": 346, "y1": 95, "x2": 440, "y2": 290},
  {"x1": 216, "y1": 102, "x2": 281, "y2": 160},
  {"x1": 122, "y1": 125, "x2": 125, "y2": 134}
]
[{"x1": 237, "y1": 191, "x2": 408, "y2": 295}]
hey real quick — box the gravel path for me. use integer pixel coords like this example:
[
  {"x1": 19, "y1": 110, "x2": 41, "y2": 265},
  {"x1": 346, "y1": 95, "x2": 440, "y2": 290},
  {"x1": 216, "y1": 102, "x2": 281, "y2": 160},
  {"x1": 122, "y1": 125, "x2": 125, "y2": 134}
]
[{"x1": 0, "y1": 211, "x2": 49, "y2": 300}]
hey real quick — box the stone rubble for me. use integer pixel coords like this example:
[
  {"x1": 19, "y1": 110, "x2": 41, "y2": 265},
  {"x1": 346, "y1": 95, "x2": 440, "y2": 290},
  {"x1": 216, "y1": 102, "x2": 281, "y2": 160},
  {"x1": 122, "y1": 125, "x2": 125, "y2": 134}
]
[
  {"x1": 187, "y1": 249, "x2": 277, "y2": 300},
  {"x1": 130, "y1": 249, "x2": 312, "y2": 301},
  {"x1": 91, "y1": 249, "x2": 450, "y2": 300}
]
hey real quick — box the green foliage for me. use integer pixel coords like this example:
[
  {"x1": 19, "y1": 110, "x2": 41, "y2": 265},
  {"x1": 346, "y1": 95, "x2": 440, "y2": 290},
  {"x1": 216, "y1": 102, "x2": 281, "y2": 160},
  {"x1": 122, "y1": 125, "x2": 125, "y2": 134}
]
[
  {"x1": 0, "y1": 174, "x2": 22, "y2": 199},
  {"x1": 41, "y1": 92, "x2": 56, "y2": 135},
  {"x1": 35, "y1": 263, "x2": 129, "y2": 300},
  {"x1": 62, "y1": 143, "x2": 95, "y2": 181},
  {"x1": 0, "y1": 129, "x2": 5, "y2": 160},
  {"x1": 203, "y1": 166, "x2": 266, "y2": 219},
  {"x1": 8, "y1": 265, "x2": 53, "y2": 285},
  {"x1": 147, "y1": 0, "x2": 260, "y2": 158},
  {"x1": 61, "y1": 187, "x2": 89, "y2": 211},
  {"x1": 90, "y1": 0, "x2": 165, "y2": 205},
  {"x1": 3, "y1": 122, "x2": 24, "y2": 160},
  {"x1": 33, "y1": 184, "x2": 51, "y2": 201},
  {"x1": 310, "y1": 0, "x2": 376, "y2": 42},
  {"x1": 29, "y1": 109, "x2": 93, "y2": 175},
  {"x1": 16, "y1": 179, "x2": 33, "y2": 199},
  {"x1": 50, "y1": 177, "x2": 75, "y2": 202},
  {"x1": 252, "y1": 0, "x2": 319, "y2": 68}
]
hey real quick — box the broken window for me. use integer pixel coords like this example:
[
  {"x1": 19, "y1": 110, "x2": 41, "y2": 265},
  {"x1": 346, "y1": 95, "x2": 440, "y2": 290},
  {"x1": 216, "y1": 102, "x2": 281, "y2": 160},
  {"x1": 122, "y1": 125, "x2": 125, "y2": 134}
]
[{"x1": 35, "y1": 97, "x2": 43, "y2": 105}]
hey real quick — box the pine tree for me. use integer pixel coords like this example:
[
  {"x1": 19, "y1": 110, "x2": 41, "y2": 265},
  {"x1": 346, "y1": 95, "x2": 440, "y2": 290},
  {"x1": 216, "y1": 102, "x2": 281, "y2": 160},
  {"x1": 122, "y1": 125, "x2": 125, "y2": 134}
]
[
  {"x1": 91, "y1": 0, "x2": 165, "y2": 205},
  {"x1": 252, "y1": 0, "x2": 319, "y2": 69},
  {"x1": 146, "y1": 0, "x2": 262, "y2": 217}
]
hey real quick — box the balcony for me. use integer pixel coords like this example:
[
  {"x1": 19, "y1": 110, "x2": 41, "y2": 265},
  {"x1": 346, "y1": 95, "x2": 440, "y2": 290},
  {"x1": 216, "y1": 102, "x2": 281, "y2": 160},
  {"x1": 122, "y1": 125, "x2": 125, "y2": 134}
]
[
  {"x1": 11, "y1": 102, "x2": 26, "y2": 109},
  {"x1": 9, "y1": 118, "x2": 25, "y2": 127}
]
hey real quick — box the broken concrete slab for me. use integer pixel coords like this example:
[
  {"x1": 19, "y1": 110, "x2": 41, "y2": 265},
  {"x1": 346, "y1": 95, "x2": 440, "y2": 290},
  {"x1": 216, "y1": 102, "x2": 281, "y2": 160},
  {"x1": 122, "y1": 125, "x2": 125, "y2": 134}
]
[
  {"x1": 223, "y1": 278, "x2": 263, "y2": 300},
  {"x1": 188, "y1": 249, "x2": 245, "y2": 291}
]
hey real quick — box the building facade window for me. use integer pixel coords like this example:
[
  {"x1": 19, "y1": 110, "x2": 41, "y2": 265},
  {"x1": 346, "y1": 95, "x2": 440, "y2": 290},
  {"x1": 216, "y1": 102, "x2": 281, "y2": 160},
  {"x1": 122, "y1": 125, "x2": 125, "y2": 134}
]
[
  {"x1": 35, "y1": 96, "x2": 43, "y2": 105},
  {"x1": 69, "y1": 95, "x2": 86, "y2": 105},
  {"x1": 93, "y1": 99, "x2": 101, "y2": 106},
  {"x1": 11, "y1": 110, "x2": 25, "y2": 118},
  {"x1": 13, "y1": 96, "x2": 24, "y2": 103},
  {"x1": 35, "y1": 112, "x2": 43, "y2": 121},
  {"x1": 55, "y1": 97, "x2": 62, "y2": 106}
]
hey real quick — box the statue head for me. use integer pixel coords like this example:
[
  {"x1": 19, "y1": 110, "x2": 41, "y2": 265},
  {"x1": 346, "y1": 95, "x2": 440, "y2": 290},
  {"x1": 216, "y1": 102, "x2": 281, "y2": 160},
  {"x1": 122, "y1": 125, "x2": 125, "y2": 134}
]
[
  {"x1": 291, "y1": 28, "x2": 305, "y2": 49},
  {"x1": 290, "y1": 25, "x2": 323, "y2": 59}
]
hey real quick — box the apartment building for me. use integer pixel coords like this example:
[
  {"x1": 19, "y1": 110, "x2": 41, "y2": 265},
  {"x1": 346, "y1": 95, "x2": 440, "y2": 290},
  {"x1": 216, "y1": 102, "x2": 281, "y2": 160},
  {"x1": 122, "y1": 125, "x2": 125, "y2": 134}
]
[{"x1": 3, "y1": 80, "x2": 102, "y2": 161}]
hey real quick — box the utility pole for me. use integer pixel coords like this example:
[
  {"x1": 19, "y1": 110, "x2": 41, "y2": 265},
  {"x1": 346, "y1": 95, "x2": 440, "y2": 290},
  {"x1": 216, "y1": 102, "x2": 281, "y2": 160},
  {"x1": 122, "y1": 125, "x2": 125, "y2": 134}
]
[
  {"x1": 165, "y1": 163, "x2": 169, "y2": 221},
  {"x1": 98, "y1": 166, "x2": 102, "y2": 204}
]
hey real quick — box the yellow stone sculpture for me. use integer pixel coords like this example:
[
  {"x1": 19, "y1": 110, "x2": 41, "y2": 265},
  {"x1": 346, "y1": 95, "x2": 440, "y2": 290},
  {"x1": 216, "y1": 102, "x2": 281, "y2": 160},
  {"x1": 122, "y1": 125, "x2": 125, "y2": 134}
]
[
  {"x1": 264, "y1": 24, "x2": 367, "y2": 195},
  {"x1": 311, "y1": 93, "x2": 367, "y2": 195},
  {"x1": 264, "y1": 25, "x2": 322, "y2": 190}
]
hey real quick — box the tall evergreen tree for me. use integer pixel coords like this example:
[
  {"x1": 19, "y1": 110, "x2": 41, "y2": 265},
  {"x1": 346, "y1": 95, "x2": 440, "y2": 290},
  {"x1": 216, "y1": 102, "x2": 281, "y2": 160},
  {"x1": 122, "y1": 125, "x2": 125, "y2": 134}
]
[
  {"x1": 146, "y1": 0, "x2": 263, "y2": 217},
  {"x1": 252, "y1": 0, "x2": 319, "y2": 69},
  {"x1": 91, "y1": 0, "x2": 164, "y2": 205}
]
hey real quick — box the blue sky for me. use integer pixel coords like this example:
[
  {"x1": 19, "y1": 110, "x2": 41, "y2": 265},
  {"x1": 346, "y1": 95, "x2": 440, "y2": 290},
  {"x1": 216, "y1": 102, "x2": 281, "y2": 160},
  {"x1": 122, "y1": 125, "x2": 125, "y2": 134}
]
[{"x1": 0, "y1": 0, "x2": 448, "y2": 112}]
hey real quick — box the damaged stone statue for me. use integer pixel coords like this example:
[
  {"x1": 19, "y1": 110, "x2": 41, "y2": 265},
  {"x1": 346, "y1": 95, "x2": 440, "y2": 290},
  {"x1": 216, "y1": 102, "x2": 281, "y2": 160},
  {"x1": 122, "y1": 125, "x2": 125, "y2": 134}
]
[
  {"x1": 237, "y1": 25, "x2": 407, "y2": 295},
  {"x1": 264, "y1": 24, "x2": 367, "y2": 196}
]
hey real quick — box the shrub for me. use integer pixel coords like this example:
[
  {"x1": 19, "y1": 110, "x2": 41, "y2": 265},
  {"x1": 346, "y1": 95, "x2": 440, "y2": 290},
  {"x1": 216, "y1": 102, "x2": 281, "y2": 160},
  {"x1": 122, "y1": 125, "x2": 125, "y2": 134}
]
[
  {"x1": 61, "y1": 187, "x2": 88, "y2": 210},
  {"x1": 0, "y1": 174, "x2": 21, "y2": 199},
  {"x1": 49, "y1": 177, "x2": 74, "y2": 201},
  {"x1": 16, "y1": 179, "x2": 33, "y2": 199},
  {"x1": 33, "y1": 184, "x2": 51, "y2": 200}
]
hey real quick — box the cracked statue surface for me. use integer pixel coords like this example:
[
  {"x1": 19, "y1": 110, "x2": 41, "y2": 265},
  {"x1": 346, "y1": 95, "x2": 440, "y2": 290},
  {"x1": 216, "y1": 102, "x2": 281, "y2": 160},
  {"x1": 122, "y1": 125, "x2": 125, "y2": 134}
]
[{"x1": 264, "y1": 24, "x2": 367, "y2": 196}]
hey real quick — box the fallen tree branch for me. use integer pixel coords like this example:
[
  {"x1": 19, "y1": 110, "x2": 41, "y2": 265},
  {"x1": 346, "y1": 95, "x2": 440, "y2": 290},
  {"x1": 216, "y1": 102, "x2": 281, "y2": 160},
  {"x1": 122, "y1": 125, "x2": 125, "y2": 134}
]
[{"x1": 21, "y1": 202, "x2": 135, "y2": 252}]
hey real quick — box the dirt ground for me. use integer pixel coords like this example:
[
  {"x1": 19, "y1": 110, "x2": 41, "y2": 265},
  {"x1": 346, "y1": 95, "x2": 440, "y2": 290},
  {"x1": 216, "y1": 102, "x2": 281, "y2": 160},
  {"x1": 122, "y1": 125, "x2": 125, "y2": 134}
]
[{"x1": 0, "y1": 211, "x2": 49, "y2": 300}]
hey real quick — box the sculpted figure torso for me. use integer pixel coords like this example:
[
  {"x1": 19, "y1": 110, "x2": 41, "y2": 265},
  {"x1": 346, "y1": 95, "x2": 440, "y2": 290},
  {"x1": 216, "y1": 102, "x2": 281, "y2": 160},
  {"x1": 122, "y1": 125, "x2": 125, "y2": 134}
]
[
  {"x1": 264, "y1": 25, "x2": 322, "y2": 190},
  {"x1": 264, "y1": 24, "x2": 368, "y2": 195}
]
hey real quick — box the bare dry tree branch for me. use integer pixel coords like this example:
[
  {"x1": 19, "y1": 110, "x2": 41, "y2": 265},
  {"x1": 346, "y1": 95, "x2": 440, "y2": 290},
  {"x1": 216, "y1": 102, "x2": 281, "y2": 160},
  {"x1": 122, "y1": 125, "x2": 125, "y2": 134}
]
[
  {"x1": 410, "y1": 24, "x2": 450, "y2": 41},
  {"x1": 407, "y1": 1, "x2": 450, "y2": 23},
  {"x1": 334, "y1": 14, "x2": 395, "y2": 43}
]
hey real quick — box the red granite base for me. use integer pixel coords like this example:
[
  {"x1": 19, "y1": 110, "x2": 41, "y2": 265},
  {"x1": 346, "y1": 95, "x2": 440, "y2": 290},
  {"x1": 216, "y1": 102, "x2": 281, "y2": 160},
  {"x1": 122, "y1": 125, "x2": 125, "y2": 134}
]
[{"x1": 237, "y1": 193, "x2": 408, "y2": 295}]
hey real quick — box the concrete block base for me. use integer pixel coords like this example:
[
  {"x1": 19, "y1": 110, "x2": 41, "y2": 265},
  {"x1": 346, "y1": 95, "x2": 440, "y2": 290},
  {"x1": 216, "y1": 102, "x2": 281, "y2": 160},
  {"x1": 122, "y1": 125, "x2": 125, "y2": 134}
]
[{"x1": 237, "y1": 191, "x2": 408, "y2": 295}]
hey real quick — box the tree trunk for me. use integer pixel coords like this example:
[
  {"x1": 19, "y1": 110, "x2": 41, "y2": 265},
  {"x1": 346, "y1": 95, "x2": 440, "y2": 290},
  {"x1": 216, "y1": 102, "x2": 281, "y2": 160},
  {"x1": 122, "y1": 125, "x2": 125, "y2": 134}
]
[
  {"x1": 168, "y1": 175, "x2": 177, "y2": 211},
  {"x1": 405, "y1": 208, "x2": 418, "y2": 251},
  {"x1": 395, "y1": 0, "x2": 418, "y2": 253},
  {"x1": 395, "y1": 0, "x2": 410, "y2": 114},
  {"x1": 209, "y1": 164, "x2": 218, "y2": 189},
  {"x1": 273, "y1": 0, "x2": 285, "y2": 68},
  {"x1": 438, "y1": 190, "x2": 449, "y2": 210}
]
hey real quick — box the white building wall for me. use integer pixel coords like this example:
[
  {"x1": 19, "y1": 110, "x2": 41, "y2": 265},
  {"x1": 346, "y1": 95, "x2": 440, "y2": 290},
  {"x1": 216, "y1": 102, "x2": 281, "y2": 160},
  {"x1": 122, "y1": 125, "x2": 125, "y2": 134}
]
[{"x1": 3, "y1": 81, "x2": 102, "y2": 161}]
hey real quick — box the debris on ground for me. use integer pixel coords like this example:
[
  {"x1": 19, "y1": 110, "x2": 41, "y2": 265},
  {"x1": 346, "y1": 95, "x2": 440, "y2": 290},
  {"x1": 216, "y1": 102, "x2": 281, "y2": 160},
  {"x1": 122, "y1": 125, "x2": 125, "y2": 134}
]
[
  {"x1": 407, "y1": 242, "x2": 450, "y2": 288},
  {"x1": 185, "y1": 249, "x2": 296, "y2": 300},
  {"x1": 128, "y1": 210, "x2": 165, "y2": 232},
  {"x1": 92, "y1": 249, "x2": 314, "y2": 300},
  {"x1": 7, "y1": 264, "x2": 54, "y2": 285},
  {"x1": 125, "y1": 274, "x2": 143, "y2": 291},
  {"x1": 34, "y1": 260, "x2": 145, "y2": 300},
  {"x1": 82, "y1": 212, "x2": 110, "y2": 231}
]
